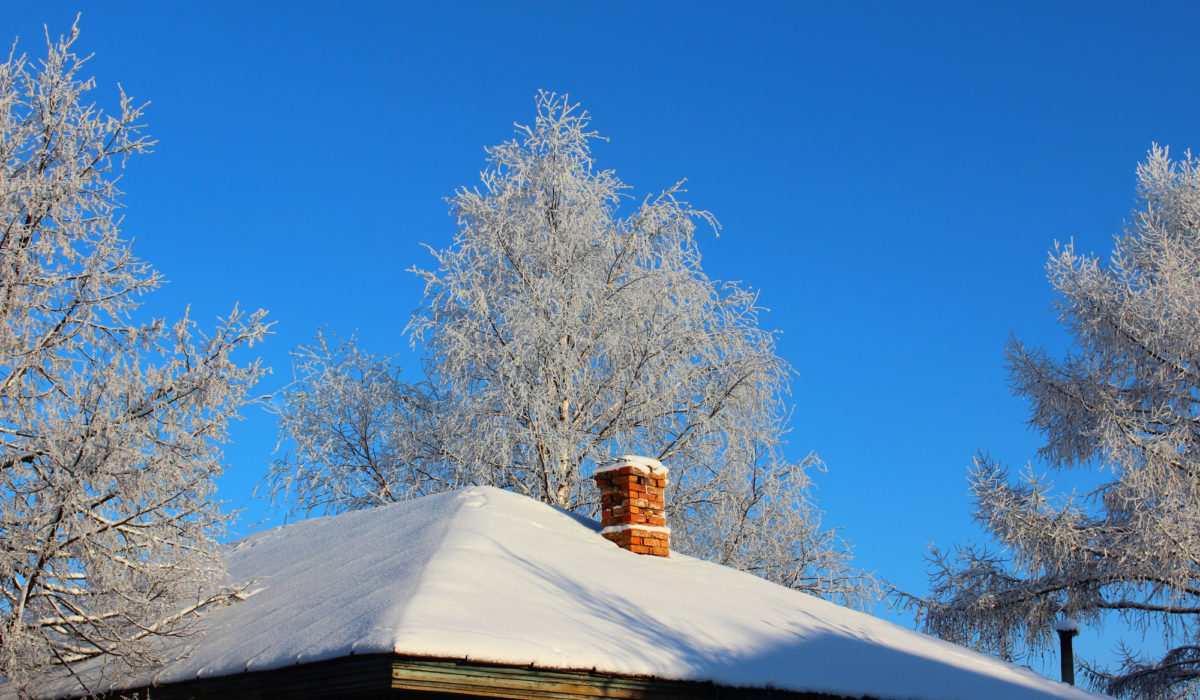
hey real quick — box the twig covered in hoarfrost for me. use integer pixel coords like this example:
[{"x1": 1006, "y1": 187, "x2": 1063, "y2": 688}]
[
  {"x1": 898, "y1": 146, "x2": 1200, "y2": 698},
  {"x1": 267, "y1": 92, "x2": 878, "y2": 608},
  {"x1": 0, "y1": 20, "x2": 271, "y2": 696}
]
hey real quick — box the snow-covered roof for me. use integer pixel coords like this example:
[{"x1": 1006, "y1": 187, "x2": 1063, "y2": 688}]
[{"x1": 44, "y1": 487, "x2": 1102, "y2": 699}]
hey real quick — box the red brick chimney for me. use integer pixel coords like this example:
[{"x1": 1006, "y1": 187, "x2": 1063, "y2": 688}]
[{"x1": 593, "y1": 455, "x2": 669, "y2": 556}]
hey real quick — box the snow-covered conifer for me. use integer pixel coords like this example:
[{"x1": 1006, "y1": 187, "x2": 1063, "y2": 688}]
[
  {"x1": 903, "y1": 147, "x2": 1200, "y2": 698},
  {"x1": 0, "y1": 22, "x2": 270, "y2": 694},
  {"x1": 268, "y1": 92, "x2": 876, "y2": 607}
]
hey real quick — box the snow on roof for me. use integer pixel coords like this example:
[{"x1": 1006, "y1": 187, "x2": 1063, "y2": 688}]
[
  {"x1": 40, "y1": 487, "x2": 1103, "y2": 699},
  {"x1": 593, "y1": 454, "x2": 667, "y2": 476}
]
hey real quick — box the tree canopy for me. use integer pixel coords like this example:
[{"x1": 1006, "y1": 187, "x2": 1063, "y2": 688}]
[
  {"x1": 268, "y1": 93, "x2": 876, "y2": 606},
  {"x1": 905, "y1": 147, "x2": 1200, "y2": 698},
  {"x1": 0, "y1": 23, "x2": 270, "y2": 694}
]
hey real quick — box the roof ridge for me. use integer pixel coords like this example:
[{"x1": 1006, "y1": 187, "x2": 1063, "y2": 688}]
[{"x1": 349, "y1": 489, "x2": 484, "y2": 656}]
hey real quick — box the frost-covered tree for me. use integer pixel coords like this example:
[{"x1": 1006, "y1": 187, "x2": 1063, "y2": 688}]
[
  {"x1": 903, "y1": 147, "x2": 1200, "y2": 698},
  {"x1": 267, "y1": 92, "x2": 876, "y2": 606},
  {"x1": 0, "y1": 23, "x2": 270, "y2": 695},
  {"x1": 268, "y1": 333, "x2": 446, "y2": 512}
]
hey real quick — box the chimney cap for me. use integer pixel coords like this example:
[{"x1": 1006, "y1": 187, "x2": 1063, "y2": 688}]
[{"x1": 594, "y1": 455, "x2": 667, "y2": 478}]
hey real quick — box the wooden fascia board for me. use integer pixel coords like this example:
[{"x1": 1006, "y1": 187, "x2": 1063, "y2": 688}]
[
  {"x1": 390, "y1": 656, "x2": 866, "y2": 700},
  {"x1": 79, "y1": 654, "x2": 868, "y2": 700}
]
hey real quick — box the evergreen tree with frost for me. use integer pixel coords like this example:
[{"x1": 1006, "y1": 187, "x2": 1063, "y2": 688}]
[
  {"x1": 903, "y1": 147, "x2": 1200, "y2": 698},
  {"x1": 267, "y1": 92, "x2": 876, "y2": 606},
  {"x1": 0, "y1": 23, "x2": 270, "y2": 694}
]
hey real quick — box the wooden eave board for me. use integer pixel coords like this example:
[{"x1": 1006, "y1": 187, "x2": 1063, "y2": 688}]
[{"x1": 84, "y1": 655, "x2": 864, "y2": 700}]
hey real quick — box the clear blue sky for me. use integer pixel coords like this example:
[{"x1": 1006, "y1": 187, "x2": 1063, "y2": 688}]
[{"x1": 6, "y1": 0, "x2": 1198, "y2": 675}]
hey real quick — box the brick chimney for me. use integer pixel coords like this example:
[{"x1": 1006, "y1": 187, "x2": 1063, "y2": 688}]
[{"x1": 593, "y1": 455, "x2": 669, "y2": 556}]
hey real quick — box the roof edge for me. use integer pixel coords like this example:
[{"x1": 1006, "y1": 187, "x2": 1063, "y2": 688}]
[{"x1": 81, "y1": 653, "x2": 873, "y2": 700}]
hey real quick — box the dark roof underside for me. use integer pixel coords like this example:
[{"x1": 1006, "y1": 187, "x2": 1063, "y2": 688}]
[{"x1": 85, "y1": 655, "x2": 876, "y2": 700}]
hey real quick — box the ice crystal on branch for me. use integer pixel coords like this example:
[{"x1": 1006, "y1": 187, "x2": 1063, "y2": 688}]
[
  {"x1": 268, "y1": 93, "x2": 877, "y2": 607},
  {"x1": 902, "y1": 147, "x2": 1200, "y2": 698},
  {"x1": 0, "y1": 22, "x2": 270, "y2": 695}
]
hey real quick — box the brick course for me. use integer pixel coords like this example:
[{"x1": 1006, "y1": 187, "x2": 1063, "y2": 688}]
[{"x1": 594, "y1": 458, "x2": 669, "y2": 557}]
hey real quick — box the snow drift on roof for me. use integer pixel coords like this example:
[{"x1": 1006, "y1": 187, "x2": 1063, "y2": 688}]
[{"x1": 34, "y1": 487, "x2": 1103, "y2": 699}]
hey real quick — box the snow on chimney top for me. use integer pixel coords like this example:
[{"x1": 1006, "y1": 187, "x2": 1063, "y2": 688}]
[{"x1": 594, "y1": 455, "x2": 669, "y2": 556}]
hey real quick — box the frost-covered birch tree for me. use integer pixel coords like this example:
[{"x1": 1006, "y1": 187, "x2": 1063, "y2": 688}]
[
  {"x1": 902, "y1": 147, "x2": 1200, "y2": 698},
  {"x1": 0, "y1": 23, "x2": 270, "y2": 695},
  {"x1": 268, "y1": 92, "x2": 877, "y2": 606}
]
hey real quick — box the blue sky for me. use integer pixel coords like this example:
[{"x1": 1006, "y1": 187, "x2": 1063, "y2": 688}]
[{"x1": 6, "y1": 0, "x2": 1199, "y2": 676}]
